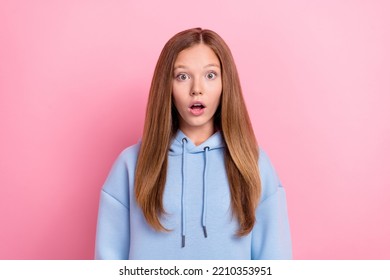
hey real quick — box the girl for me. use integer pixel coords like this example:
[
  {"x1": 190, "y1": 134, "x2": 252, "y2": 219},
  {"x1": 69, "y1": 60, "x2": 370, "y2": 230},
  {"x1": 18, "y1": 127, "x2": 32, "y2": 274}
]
[{"x1": 95, "y1": 28, "x2": 292, "y2": 259}]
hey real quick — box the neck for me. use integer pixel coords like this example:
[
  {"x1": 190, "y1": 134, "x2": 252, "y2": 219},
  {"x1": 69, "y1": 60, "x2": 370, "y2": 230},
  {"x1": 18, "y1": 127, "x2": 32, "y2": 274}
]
[{"x1": 179, "y1": 124, "x2": 215, "y2": 146}]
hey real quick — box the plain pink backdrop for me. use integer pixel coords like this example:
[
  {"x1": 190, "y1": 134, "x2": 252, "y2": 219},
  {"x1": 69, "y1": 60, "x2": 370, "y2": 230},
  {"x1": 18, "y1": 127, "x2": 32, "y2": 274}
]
[{"x1": 1, "y1": 0, "x2": 389, "y2": 259}]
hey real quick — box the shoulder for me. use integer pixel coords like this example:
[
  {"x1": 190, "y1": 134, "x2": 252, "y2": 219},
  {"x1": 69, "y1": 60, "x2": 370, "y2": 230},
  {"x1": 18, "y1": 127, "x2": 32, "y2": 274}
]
[
  {"x1": 107, "y1": 142, "x2": 141, "y2": 175},
  {"x1": 258, "y1": 147, "x2": 283, "y2": 202},
  {"x1": 101, "y1": 142, "x2": 141, "y2": 195},
  {"x1": 100, "y1": 142, "x2": 141, "y2": 208},
  {"x1": 116, "y1": 142, "x2": 141, "y2": 163}
]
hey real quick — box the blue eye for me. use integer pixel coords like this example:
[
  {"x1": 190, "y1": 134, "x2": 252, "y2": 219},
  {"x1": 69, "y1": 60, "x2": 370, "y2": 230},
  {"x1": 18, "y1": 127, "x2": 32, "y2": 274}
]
[
  {"x1": 206, "y1": 72, "x2": 217, "y2": 80},
  {"x1": 176, "y1": 73, "x2": 189, "y2": 81}
]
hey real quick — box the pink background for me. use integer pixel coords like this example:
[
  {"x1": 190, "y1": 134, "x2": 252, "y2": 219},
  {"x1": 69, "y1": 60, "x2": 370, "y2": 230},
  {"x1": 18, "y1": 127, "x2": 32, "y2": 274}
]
[{"x1": 1, "y1": 0, "x2": 389, "y2": 259}]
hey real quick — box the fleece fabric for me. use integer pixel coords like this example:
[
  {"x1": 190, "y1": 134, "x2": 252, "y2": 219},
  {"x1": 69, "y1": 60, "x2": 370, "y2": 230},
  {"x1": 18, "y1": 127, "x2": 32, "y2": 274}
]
[{"x1": 95, "y1": 130, "x2": 292, "y2": 259}]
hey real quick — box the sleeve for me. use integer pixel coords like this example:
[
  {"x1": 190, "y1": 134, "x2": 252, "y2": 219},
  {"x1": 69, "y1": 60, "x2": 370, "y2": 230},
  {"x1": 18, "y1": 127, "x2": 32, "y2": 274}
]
[
  {"x1": 251, "y1": 149, "x2": 293, "y2": 260},
  {"x1": 95, "y1": 151, "x2": 131, "y2": 260}
]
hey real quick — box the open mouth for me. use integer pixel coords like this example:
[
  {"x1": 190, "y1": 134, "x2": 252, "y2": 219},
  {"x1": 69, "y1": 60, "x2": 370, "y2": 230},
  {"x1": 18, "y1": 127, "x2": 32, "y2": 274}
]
[
  {"x1": 190, "y1": 103, "x2": 205, "y2": 110},
  {"x1": 189, "y1": 103, "x2": 206, "y2": 116}
]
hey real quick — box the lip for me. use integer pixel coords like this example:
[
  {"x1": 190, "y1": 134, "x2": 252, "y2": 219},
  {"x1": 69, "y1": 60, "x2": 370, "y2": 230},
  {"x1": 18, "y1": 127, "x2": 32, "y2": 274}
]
[
  {"x1": 188, "y1": 101, "x2": 206, "y2": 116},
  {"x1": 188, "y1": 101, "x2": 206, "y2": 108}
]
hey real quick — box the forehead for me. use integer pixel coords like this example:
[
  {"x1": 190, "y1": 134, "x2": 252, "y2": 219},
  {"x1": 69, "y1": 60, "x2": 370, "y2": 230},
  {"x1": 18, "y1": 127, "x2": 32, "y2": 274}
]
[{"x1": 174, "y1": 44, "x2": 220, "y2": 67}]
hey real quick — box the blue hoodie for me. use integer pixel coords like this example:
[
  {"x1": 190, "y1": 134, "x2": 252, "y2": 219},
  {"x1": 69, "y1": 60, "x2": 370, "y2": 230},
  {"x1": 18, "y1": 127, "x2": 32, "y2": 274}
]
[{"x1": 95, "y1": 130, "x2": 292, "y2": 259}]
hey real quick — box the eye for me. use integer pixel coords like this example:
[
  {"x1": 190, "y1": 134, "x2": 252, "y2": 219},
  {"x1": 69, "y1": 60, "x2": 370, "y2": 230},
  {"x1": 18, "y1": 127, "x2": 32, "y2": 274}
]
[
  {"x1": 206, "y1": 71, "x2": 217, "y2": 80},
  {"x1": 175, "y1": 73, "x2": 190, "y2": 81}
]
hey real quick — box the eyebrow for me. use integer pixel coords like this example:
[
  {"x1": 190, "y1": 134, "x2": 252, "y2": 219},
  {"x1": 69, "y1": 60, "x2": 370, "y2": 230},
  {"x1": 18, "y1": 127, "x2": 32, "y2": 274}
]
[{"x1": 173, "y1": 63, "x2": 221, "y2": 70}]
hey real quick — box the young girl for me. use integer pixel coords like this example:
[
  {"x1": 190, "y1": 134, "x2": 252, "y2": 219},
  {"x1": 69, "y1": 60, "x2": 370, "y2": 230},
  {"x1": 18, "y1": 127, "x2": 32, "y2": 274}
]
[{"x1": 95, "y1": 28, "x2": 292, "y2": 259}]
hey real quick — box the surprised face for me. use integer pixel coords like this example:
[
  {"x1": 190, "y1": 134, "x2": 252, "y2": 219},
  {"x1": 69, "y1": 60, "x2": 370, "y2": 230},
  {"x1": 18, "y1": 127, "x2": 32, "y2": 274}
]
[{"x1": 172, "y1": 43, "x2": 222, "y2": 139}]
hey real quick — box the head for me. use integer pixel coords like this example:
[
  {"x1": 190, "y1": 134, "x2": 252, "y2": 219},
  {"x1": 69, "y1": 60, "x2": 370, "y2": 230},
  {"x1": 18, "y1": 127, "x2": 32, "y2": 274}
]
[{"x1": 146, "y1": 27, "x2": 244, "y2": 136}]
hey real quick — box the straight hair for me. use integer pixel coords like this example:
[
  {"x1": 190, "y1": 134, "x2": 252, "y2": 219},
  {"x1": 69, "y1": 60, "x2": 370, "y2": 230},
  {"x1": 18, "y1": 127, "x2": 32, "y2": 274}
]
[{"x1": 135, "y1": 28, "x2": 261, "y2": 236}]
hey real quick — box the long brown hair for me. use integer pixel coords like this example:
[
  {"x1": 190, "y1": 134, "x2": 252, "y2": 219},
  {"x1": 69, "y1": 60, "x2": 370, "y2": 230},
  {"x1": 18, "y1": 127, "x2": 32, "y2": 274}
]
[{"x1": 135, "y1": 28, "x2": 261, "y2": 236}]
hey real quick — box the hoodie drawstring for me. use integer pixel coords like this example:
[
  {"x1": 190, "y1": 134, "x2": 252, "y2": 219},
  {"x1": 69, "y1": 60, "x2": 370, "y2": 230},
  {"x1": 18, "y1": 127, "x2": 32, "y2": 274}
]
[
  {"x1": 202, "y1": 146, "x2": 210, "y2": 238},
  {"x1": 181, "y1": 138, "x2": 188, "y2": 248},
  {"x1": 180, "y1": 138, "x2": 210, "y2": 248}
]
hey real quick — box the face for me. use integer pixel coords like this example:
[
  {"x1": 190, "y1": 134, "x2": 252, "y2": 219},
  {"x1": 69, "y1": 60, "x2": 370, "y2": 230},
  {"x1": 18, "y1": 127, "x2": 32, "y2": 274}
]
[{"x1": 172, "y1": 43, "x2": 222, "y2": 137}]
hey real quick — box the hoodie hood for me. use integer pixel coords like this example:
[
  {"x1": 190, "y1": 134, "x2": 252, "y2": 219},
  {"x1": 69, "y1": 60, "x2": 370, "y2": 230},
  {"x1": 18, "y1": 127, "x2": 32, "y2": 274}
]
[{"x1": 169, "y1": 129, "x2": 225, "y2": 155}]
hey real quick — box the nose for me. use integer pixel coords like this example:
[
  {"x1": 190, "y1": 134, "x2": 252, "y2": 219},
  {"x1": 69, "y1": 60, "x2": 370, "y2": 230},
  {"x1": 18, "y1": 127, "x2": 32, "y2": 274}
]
[
  {"x1": 191, "y1": 90, "x2": 202, "y2": 96},
  {"x1": 190, "y1": 76, "x2": 203, "y2": 96}
]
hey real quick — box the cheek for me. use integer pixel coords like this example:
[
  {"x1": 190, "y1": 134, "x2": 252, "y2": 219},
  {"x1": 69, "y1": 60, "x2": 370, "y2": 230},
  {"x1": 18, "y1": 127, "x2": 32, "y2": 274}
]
[
  {"x1": 172, "y1": 85, "x2": 180, "y2": 106},
  {"x1": 172, "y1": 84, "x2": 186, "y2": 103},
  {"x1": 210, "y1": 83, "x2": 222, "y2": 105},
  {"x1": 172, "y1": 91, "x2": 185, "y2": 110},
  {"x1": 209, "y1": 78, "x2": 222, "y2": 95}
]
